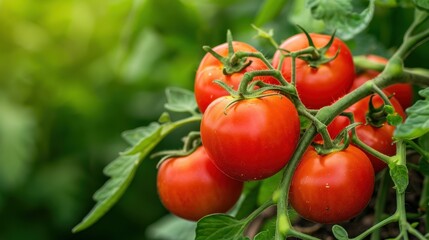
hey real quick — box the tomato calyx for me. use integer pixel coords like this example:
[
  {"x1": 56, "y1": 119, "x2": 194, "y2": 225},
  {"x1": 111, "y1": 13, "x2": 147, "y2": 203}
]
[
  {"x1": 313, "y1": 122, "x2": 361, "y2": 155},
  {"x1": 212, "y1": 69, "x2": 298, "y2": 113},
  {"x1": 202, "y1": 30, "x2": 252, "y2": 75},
  {"x1": 365, "y1": 95, "x2": 389, "y2": 128},
  {"x1": 152, "y1": 131, "x2": 202, "y2": 168},
  {"x1": 284, "y1": 26, "x2": 340, "y2": 68}
]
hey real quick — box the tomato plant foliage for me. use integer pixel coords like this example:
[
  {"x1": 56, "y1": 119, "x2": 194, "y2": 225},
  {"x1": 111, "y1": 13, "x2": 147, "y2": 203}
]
[{"x1": 73, "y1": 1, "x2": 429, "y2": 240}]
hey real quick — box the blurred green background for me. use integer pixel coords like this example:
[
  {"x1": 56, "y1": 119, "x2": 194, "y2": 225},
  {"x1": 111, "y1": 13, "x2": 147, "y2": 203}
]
[{"x1": 0, "y1": 0, "x2": 426, "y2": 239}]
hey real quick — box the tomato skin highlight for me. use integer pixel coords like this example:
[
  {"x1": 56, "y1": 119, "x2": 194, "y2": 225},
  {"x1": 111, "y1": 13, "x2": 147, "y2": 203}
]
[
  {"x1": 289, "y1": 145, "x2": 375, "y2": 224},
  {"x1": 194, "y1": 41, "x2": 278, "y2": 113},
  {"x1": 351, "y1": 55, "x2": 413, "y2": 109},
  {"x1": 321, "y1": 95, "x2": 406, "y2": 172},
  {"x1": 200, "y1": 93, "x2": 300, "y2": 181},
  {"x1": 272, "y1": 33, "x2": 355, "y2": 109},
  {"x1": 157, "y1": 146, "x2": 243, "y2": 221}
]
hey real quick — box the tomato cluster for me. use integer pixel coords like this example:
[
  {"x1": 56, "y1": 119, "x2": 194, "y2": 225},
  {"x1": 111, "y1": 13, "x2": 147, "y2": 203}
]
[{"x1": 156, "y1": 31, "x2": 412, "y2": 224}]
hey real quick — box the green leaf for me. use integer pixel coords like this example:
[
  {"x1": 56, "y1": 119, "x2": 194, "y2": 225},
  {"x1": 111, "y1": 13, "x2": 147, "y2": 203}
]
[
  {"x1": 164, "y1": 87, "x2": 198, "y2": 114},
  {"x1": 121, "y1": 123, "x2": 165, "y2": 155},
  {"x1": 73, "y1": 114, "x2": 200, "y2": 232},
  {"x1": 196, "y1": 214, "x2": 249, "y2": 240},
  {"x1": 72, "y1": 153, "x2": 142, "y2": 233},
  {"x1": 394, "y1": 88, "x2": 429, "y2": 140},
  {"x1": 145, "y1": 214, "x2": 196, "y2": 240},
  {"x1": 254, "y1": 0, "x2": 290, "y2": 26},
  {"x1": 413, "y1": 0, "x2": 429, "y2": 10},
  {"x1": 254, "y1": 218, "x2": 276, "y2": 240},
  {"x1": 289, "y1": 1, "x2": 325, "y2": 33},
  {"x1": 122, "y1": 122, "x2": 161, "y2": 146},
  {"x1": 307, "y1": 0, "x2": 375, "y2": 40},
  {"x1": 389, "y1": 164, "x2": 409, "y2": 194},
  {"x1": 254, "y1": 229, "x2": 275, "y2": 240},
  {"x1": 332, "y1": 225, "x2": 349, "y2": 240}
]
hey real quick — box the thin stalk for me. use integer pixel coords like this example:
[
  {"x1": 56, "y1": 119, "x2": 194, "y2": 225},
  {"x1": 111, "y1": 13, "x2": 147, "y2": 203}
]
[
  {"x1": 397, "y1": 191, "x2": 410, "y2": 240},
  {"x1": 235, "y1": 51, "x2": 276, "y2": 70},
  {"x1": 370, "y1": 170, "x2": 391, "y2": 240},
  {"x1": 351, "y1": 213, "x2": 399, "y2": 240},
  {"x1": 420, "y1": 176, "x2": 429, "y2": 230},
  {"x1": 371, "y1": 84, "x2": 393, "y2": 107},
  {"x1": 394, "y1": 10, "x2": 429, "y2": 60},
  {"x1": 271, "y1": 10, "x2": 429, "y2": 240},
  {"x1": 352, "y1": 137, "x2": 394, "y2": 164},
  {"x1": 395, "y1": 141, "x2": 410, "y2": 240},
  {"x1": 274, "y1": 126, "x2": 318, "y2": 240},
  {"x1": 244, "y1": 200, "x2": 274, "y2": 223},
  {"x1": 296, "y1": 104, "x2": 334, "y2": 149},
  {"x1": 288, "y1": 228, "x2": 320, "y2": 240},
  {"x1": 235, "y1": 70, "x2": 296, "y2": 96},
  {"x1": 291, "y1": 55, "x2": 297, "y2": 86},
  {"x1": 404, "y1": 140, "x2": 429, "y2": 161}
]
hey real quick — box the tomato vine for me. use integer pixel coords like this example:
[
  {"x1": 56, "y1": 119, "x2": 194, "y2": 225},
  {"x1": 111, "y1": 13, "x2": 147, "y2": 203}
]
[{"x1": 73, "y1": 3, "x2": 429, "y2": 240}]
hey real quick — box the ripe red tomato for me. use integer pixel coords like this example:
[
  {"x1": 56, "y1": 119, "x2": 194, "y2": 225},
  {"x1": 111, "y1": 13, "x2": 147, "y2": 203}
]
[
  {"x1": 351, "y1": 55, "x2": 413, "y2": 109},
  {"x1": 272, "y1": 33, "x2": 355, "y2": 109},
  {"x1": 289, "y1": 144, "x2": 375, "y2": 224},
  {"x1": 200, "y1": 93, "x2": 300, "y2": 181},
  {"x1": 320, "y1": 95, "x2": 406, "y2": 172},
  {"x1": 157, "y1": 146, "x2": 243, "y2": 221},
  {"x1": 195, "y1": 41, "x2": 279, "y2": 113}
]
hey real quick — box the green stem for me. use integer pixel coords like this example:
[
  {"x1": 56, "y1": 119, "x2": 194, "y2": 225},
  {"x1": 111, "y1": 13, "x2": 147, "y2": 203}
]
[
  {"x1": 351, "y1": 213, "x2": 399, "y2": 240},
  {"x1": 419, "y1": 176, "x2": 429, "y2": 230},
  {"x1": 291, "y1": 55, "x2": 297, "y2": 86},
  {"x1": 407, "y1": 224, "x2": 427, "y2": 240},
  {"x1": 353, "y1": 55, "x2": 385, "y2": 72},
  {"x1": 275, "y1": 126, "x2": 318, "y2": 240},
  {"x1": 352, "y1": 136, "x2": 393, "y2": 164},
  {"x1": 272, "y1": 10, "x2": 429, "y2": 240},
  {"x1": 352, "y1": 58, "x2": 429, "y2": 86},
  {"x1": 251, "y1": 24, "x2": 280, "y2": 50},
  {"x1": 296, "y1": 104, "x2": 334, "y2": 149},
  {"x1": 404, "y1": 68, "x2": 429, "y2": 86},
  {"x1": 397, "y1": 191, "x2": 409, "y2": 240},
  {"x1": 288, "y1": 229, "x2": 320, "y2": 240},
  {"x1": 236, "y1": 70, "x2": 296, "y2": 96},
  {"x1": 395, "y1": 10, "x2": 429, "y2": 59},
  {"x1": 235, "y1": 51, "x2": 275, "y2": 70},
  {"x1": 371, "y1": 84, "x2": 393, "y2": 107},
  {"x1": 396, "y1": 141, "x2": 425, "y2": 240},
  {"x1": 404, "y1": 140, "x2": 429, "y2": 162},
  {"x1": 164, "y1": 115, "x2": 202, "y2": 134},
  {"x1": 243, "y1": 200, "x2": 274, "y2": 227},
  {"x1": 370, "y1": 170, "x2": 391, "y2": 240}
]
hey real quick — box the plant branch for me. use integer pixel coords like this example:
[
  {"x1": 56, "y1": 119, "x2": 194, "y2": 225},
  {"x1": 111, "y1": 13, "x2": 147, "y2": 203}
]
[
  {"x1": 370, "y1": 170, "x2": 390, "y2": 240},
  {"x1": 275, "y1": 126, "x2": 318, "y2": 240}
]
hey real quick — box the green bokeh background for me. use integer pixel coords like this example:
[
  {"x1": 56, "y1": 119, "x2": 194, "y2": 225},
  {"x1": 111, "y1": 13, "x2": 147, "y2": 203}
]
[{"x1": 0, "y1": 0, "x2": 426, "y2": 239}]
